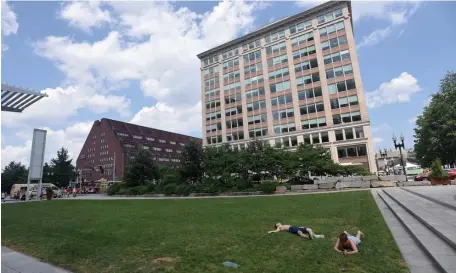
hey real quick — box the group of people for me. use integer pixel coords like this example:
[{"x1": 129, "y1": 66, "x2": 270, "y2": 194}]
[{"x1": 268, "y1": 223, "x2": 364, "y2": 255}]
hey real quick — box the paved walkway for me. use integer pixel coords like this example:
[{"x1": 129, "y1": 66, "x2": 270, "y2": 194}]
[{"x1": 1, "y1": 247, "x2": 71, "y2": 273}]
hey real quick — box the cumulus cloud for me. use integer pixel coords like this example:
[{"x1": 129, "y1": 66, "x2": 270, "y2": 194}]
[
  {"x1": 357, "y1": 27, "x2": 391, "y2": 49},
  {"x1": 373, "y1": 137, "x2": 384, "y2": 144},
  {"x1": 371, "y1": 123, "x2": 392, "y2": 133},
  {"x1": 408, "y1": 116, "x2": 417, "y2": 125},
  {"x1": 59, "y1": 1, "x2": 111, "y2": 32},
  {"x1": 1, "y1": 121, "x2": 93, "y2": 169},
  {"x1": 1, "y1": 0, "x2": 18, "y2": 36},
  {"x1": 366, "y1": 72, "x2": 422, "y2": 108}
]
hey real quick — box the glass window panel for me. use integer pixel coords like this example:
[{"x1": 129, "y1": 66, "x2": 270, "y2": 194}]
[
  {"x1": 337, "y1": 81, "x2": 347, "y2": 92},
  {"x1": 298, "y1": 91, "x2": 306, "y2": 100},
  {"x1": 312, "y1": 134, "x2": 320, "y2": 144},
  {"x1": 318, "y1": 117, "x2": 327, "y2": 127},
  {"x1": 334, "y1": 67, "x2": 343, "y2": 77},
  {"x1": 314, "y1": 87, "x2": 322, "y2": 97},
  {"x1": 332, "y1": 53, "x2": 341, "y2": 63},
  {"x1": 349, "y1": 95, "x2": 358, "y2": 105},
  {"x1": 302, "y1": 120, "x2": 309, "y2": 129},
  {"x1": 319, "y1": 28, "x2": 327, "y2": 37},
  {"x1": 335, "y1": 8, "x2": 343, "y2": 17},
  {"x1": 351, "y1": 111, "x2": 361, "y2": 121},
  {"x1": 342, "y1": 112, "x2": 352, "y2": 123},
  {"x1": 321, "y1": 132, "x2": 329, "y2": 143},
  {"x1": 324, "y1": 55, "x2": 332, "y2": 64},
  {"x1": 338, "y1": 35, "x2": 348, "y2": 45},
  {"x1": 339, "y1": 97, "x2": 349, "y2": 107},
  {"x1": 285, "y1": 94, "x2": 292, "y2": 103},
  {"x1": 335, "y1": 21, "x2": 345, "y2": 31},
  {"x1": 328, "y1": 84, "x2": 337, "y2": 94},
  {"x1": 338, "y1": 148, "x2": 347, "y2": 158},
  {"x1": 318, "y1": 15, "x2": 325, "y2": 24},
  {"x1": 357, "y1": 145, "x2": 367, "y2": 156},
  {"x1": 327, "y1": 24, "x2": 336, "y2": 34},
  {"x1": 340, "y1": 50, "x2": 350, "y2": 60},
  {"x1": 326, "y1": 69, "x2": 335, "y2": 79},
  {"x1": 330, "y1": 37, "x2": 339, "y2": 48},
  {"x1": 346, "y1": 79, "x2": 356, "y2": 90},
  {"x1": 343, "y1": 64, "x2": 353, "y2": 74},
  {"x1": 345, "y1": 129, "x2": 354, "y2": 139},
  {"x1": 335, "y1": 130, "x2": 344, "y2": 141},
  {"x1": 312, "y1": 73, "x2": 320, "y2": 83},
  {"x1": 333, "y1": 114, "x2": 341, "y2": 124},
  {"x1": 316, "y1": 102, "x2": 324, "y2": 112},
  {"x1": 300, "y1": 106, "x2": 308, "y2": 115},
  {"x1": 325, "y1": 13, "x2": 334, "y2": 21},
  {"x1": 321, "y1": 41, "x2": 330, "y2": 51},
  {"x1": 303, "y1": 135, "x2": 311, "y2": 144},
  {"x1": 309, "y1": 118, "x2": 318, "y2": 128},
  {"x1": 347, "y1": 147, "x2": 357, "y2": 157},
  {"x1": 330, "y1": 98, "x2": 339, "y2": 109}
]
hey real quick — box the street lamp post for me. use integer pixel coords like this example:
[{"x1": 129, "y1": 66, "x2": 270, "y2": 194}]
[{"x1": 392, "y1": 134, "x2": 408, "y2": 181}]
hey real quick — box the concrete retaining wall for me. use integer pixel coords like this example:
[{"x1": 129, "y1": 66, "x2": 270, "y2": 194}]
[
  {"x1": 399, "y1": 181, "x2": 431, "y2": 187},
  {"x1": 371, "y1": 181, "x2": 397, "y2": 188},
  {"x1": 318, "y1": 182, "x2": 336, "y2": 189},
  {"x1": 379, "y1": 175, "x2": 407, "y2": 182},
  {"x1": 303, "y1": 184, "x2": 318, "y2": 190},
  {"x1": 276, "y1": 186, "x2": 287, "y2": 193}
]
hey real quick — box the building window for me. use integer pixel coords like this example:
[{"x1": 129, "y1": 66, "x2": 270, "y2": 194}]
[
  {"x1": 337, "y1": 145, "x2": 367, "y2": 159},
  {"x1": 326, "y1": 64, "x2": 353, "y2": 79},
  {"x1": 273, "y1": 123, "x2": 296, "y2": 135},
  {"x1": 296, "y1": 73, "x2": 320, "y2": 87},
  {"x1": 345, "y1": 128, "x2": 354, "y2": 140},
  {"x1": 247, "y1": 100, "x2": 266, "y2": 111},
  {"x1": 226, "y1": 118, "x2": 243, "y2": 129},
  {"x1": 145, "y1": 137, "x2": 155, "y2": 141},
  {"x1": 312, "y1": 134, "x2": 320, "y2": 144},
  {"x1": 207, "y1": 135, "x2": 223, "y2": 145},
  {"x1": 222, "y1": 48, "x2": 239, "y2": 60},
  {"x1": 265, "y1": 30, "x2": 286, "y2": 44},
  {"x1": 153, "y1": 147, "x2": 162, "y2": 151},
  {"x1": 355, "y1": 127, "x2": 364, "y2": 138},
  {"x1": 323, "y1": 50, "x2": 350, "y2": 65},
  {"x1": 300, "y1": 102, "x2": 325, "y2": 115},
  {"x1": 249, "y1": 128, "x2": 268, "y2": 138},
  {"x1": 292, "y1": 46, "x2": 317, "y2": 61},
  {"x1": 321, "y1": 35, "x2": 348, "y2": 51},
  {"x1": 124, "y1": 144, "x2": 135, "y2": 148},
  {"x1": 226, "y1": 131, "x2": 244, "y2": 142},
  {"x1": 291, "y1": 32, "x2": 314, "y2": 47},
  {"x1": 165, "y1": 149, "x2": 173, "y2": 153},
  {"x1": 203, "y1": 55, "x2": 219, "y2": 66},
  {"x1": 245, "y1": 87, "x2": 265, "y2": 99},
  {"x1": 245, "y1": 75, "x2": 264, "y2": 88},
  {"x1": 303, "y1": 134, "x2": 311, "y2": 144},
  {"x1": 270, "y1": 81, "x2": 291, "y2": 94},
  {"x1": 159, "y1": 139, "x2": 166, "y2": 143},
  {"x1": 319, "y1": 21, "x2": 345, "y2": 37},
  {"x1": 294, "y1": 58, "x2": 318, "y2": 73},
  {"x1": 268, "y1": 67, "x2": 289, "y2": 82},
  {"x1": 248, "y1": 113, "x2": 267, "y2": 125},
  {"x1": 223, "y1": 70, "x2": 240, "y2": 84},
  {"x1": 272, "y1": 108, "x2": 294, "y2": 121},
  {"x1": 302, "y1": 117, "x2": 326, "y2": 129},
  {"x1": 117, "y1": 132, "x2": 129, "y2": 137},
  {"x1": 206, "y1": 123, "x2": 222, "y2": 133},
  {"x1": 143, "y1": 145, "x2": 150, "y2": 150},
  {"x1": 288, "y1": 20, "x2": 312, "y2": 34},
  {"x1": 243, "y1": 50, "x2": 261, "y2": 63},
  {"x1": 222, "y1": 59, "x2": 239, "y2": 72},
  {"x1": 321, "y1": 132, "x2": 329, "y2": 143},
  {"x1": 133, "y1": 135, "x2": 142, "y2": 139},
  {"x1": 225, "y1": 93, "x2": 242, "y2": 105},
  {"x1": 328, "y1": 79, "x2": 356, "y2": 94},
  {"x1": 267, "y1": 54, "x2": 287, "y2": 68},
  {"x1": 271, "y1": 94, "x2": 293, "y2": 107},
  {"x1": 298, "y1": 87, "x2": 322, "y2": 100},
  {"x1": 244, "y1": 63, "x2": 262, "y2": 75},
  {"x1": 332, "y1": 111, "x2": 361, "y2": 125},
  {"x1": 204, "y1": 76, "x2": 219, "y2": 91},
  {"x1": 242, "y1": 39, "x2": 261, "y2": 51},
  {"x1": 206, "y1": 111, "x2": 222, "y2": 121},
  {"x1": 204, "y1": 65, "x2": 219, "y2": 76},
  {"x1": 205, "y1": 99, "x2": 221, "y2": 109},
  {"x1": 225, "y1": 105, "x2": 243, "y2": 116}
]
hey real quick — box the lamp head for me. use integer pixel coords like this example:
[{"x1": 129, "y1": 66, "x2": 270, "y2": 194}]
[
  {"x1": 392, "y1": 135, "x2": 397, "y2": 142},
  {"x1": 400, "y1": 134, "x2": 404, "y2": 142}
]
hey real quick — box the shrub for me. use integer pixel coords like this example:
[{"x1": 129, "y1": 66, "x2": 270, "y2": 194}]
[
  {"x1": 163, "y1": 183, "x2": 178, "y2": 195},
  {"x1": 288, "y1": 176, "x2": 314, "y2": 185},
  {"x1": 258, "y1": 181, "x2": 278, "y2": 194},
  {"x1": 146, "y1": 183, "x2": 155, "y2": 193},
  {"x1": 107, "y1": 183, "x2": 123, "y2": 196},
  {"x1": 175, "y1": 184, "x2": 191, "y2": 196},
  {"x1": 429, "y1": 158, "x2": 448, "y2": 180}
]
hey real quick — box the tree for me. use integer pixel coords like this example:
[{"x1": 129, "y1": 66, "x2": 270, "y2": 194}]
[
  {"x1": 124, "y1": 149, "x2": 160, "y2": 186},
  {"x1": 50, "y1": 147, "x2": 75, "y2": 187},
  {"x1": 414, "y1": 71, "x2": 456, "y2": 167},
  {"x1": 1, "y1": 161, "x2": 28, "y2": 193},
  {"x1": 42, "y1": 163, "x2": 55, "y2": 184},
  {"x1": 180, "y1": 140, "x2": 204, "y2": 184}
]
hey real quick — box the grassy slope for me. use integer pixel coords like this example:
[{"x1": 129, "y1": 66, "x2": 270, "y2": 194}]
[{"x1": 1, "y1": 191, "x2": 408, "y2": 273}]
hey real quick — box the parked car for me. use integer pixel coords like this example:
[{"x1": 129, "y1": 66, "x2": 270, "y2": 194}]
[{"x1": 415, "y1": 169, "x2": 456, "y2": 181}]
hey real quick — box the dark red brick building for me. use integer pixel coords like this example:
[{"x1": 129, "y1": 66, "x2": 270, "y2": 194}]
[{"x1": 76, "y1": 118, "x2": 202, "y2": 182}]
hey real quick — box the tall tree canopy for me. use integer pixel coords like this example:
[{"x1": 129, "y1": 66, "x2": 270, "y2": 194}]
[
  {"x1": 180, "y1": 140, "x2": 204, "y2": 184},
  {"x1": 50, "y1": 147, "x2": 75, "y2": 187},
  {"x1": 1, "y1": 161, "x2": 28, "y2": 193},
  {"x1": 124, "y1": 149, "x2": 160, "y2": 186},
  {"x1": 414, "y1": 72, "x2": 456, "y2": 166}
]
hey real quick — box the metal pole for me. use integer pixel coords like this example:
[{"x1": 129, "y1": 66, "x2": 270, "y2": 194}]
[
  {"x1": 113, "y1": 152, "x2": 116, "y2": 181},
  {"x1": 399, "y1": 147, "x2": 408, "y2": 181}
]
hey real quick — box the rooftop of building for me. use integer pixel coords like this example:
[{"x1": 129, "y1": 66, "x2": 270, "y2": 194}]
[
  {"x1": 197, "y1": 0, "x2": 351, "y2": 59},
  {"x1": 99, "y1": 118, "x2": 202, "y2": 142}
]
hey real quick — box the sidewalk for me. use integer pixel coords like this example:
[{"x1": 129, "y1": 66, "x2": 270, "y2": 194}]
[{"x1": 1, "y1": 247, "x2": 71, "y2": 273}]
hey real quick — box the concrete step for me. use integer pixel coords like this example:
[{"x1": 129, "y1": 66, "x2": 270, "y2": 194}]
[
  {"x1": 378, "y1": 190, "x2": 456, "y2": 273},
  {"x1": 402, "y1": 187, "x2": 456, "y2": 212},
  {"x1": 384, "y1": 189, "x2": 456, "y2": 251},
  {"x1": 372, "y1": 190, "x2": 440, "y2": 273}
]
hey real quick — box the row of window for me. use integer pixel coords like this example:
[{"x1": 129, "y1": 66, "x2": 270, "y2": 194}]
[
  {"x1": 206, "y1": 111, "x2": 221, "y2": 121},
  {"x1": 270, "y1": 80, "x2": 291, "y2": 93},
  {"x1": 317, "y1": 8, "x2": 343, "y2": 24},
  {"x1": 100, "y1": 144, "x2": 108, "y2": 150},
  {"x1": 333, "y1": 111, "x2": 361, "y2": 124},
  {"x1": 248, "y1": 113, "x2": 267, "y2": 125},
  {"x1": 204, "y1": 66, "x2": 219, "y2": 76},
  {"x1": 222, "y1": 48, "x2": 239, "y2": 60},
  {"x1": 224, "y1": 82, "x2": 241, "y2": 94},
  {"x1": 267, "y1": 54, "x2": 288, "y2": 68},
  {"x1": 324, "y1": 50, "x2": 350, "y2": 65},
  {"x1": 322, "y1": 35, "x2": 348, "y2": 51},
  {"x1": 328, "y1": 79, "x2": 356, "y2": 94},
  {"x1": 271, "y1": 93, "x2": 293, "y2": 107},
  {"x1": 326, "y1": 64, "x2": 353, "y2": 79},
  {"x1": 100, "y1": 150, "x2": 108, "y2": 156},
  {"x1": 273, "y1": 108, "x2": 294, "y2": 120},
  {"x1": 269, "y1": 67, "x2": 289, "y2": 81},
  {"x1": 226, "y1": 131, "x2": 245, "y2": 142},
  {"x1": 246, "y1": 87, "x2": 265, "y2": 99},
  {"x1": 274, "y1": 123, "x2": 296, "y2": 135},
  {"x1": 289, "y1": 20, "x2": 313, "y2": 35},
  {"x1": 207, "y1": 135, "x2": 223, "y2": 144},
  {"x1": 330, "y1": 95, "x2": 358, "y2": 109},
  {"x1": 303, "y1": 132, "x2": 329, "y2": 144},
  {"x1": 294, "y1": 58, "x2": 318, "y2": 73},
  {"x1": 292, "y1": 45, "x2": 317, "y2": 60},
  {"x1": 298, "y1": 86, "x2": 323, "y2": 100},
  {"x1": 249, "y1": 127, "x2": 268, "y2": 138},
  {"x1": 335, "y1": 127, "x2": 365, "y2": 141},
  {"x1": 300, "y1": 102, "x2": 324, "y2": 115},
  {"x1": 225, "y1": 105, "x2": 242, "y2": 116},
  {"x1": 223, "y1": 59, "x2": 239, "y2": 71},
  {"x1": 205, "y1": 88, "x2": 220, "y2": 99},
  {"x1": 244, "y1": 63, "x2": 262, "y2": 75},
  {"x1": 243, "y1": 50, "x2": 261, "y2": 63},
  {"x1": 242, "y1": 39, "x2": 261, "y2": 52},
  {"x1": 338, "y1": 145, "x2": 367, "y2": 158},
  {"x1": 225, "y1": 93, "x2": 242, "y2": 104},
  {"x1": 223, "y1": 70, "x2": 240, "y2": 83},
  {"x1": 205, "y1": 99, "x2": 221, "y2": 109},
  {"x1": 204, "y1": 77, "x2": 219, "y2": 90},
  {"x1": 319, "y1": 21, "x2": 345, "y2": 37},
  {"x1": 302, "y1": 117, "x2": 327, "y2": 130},
  {"x1": 266, "y1": 42, "x2": 287, "y2": 55},
  {"x1": 296, "y1": 72, "x2": 320, "y2": 87},
  {"x1": 203, "y1": 55, "x2": 219, "y2": 66},
  {"x1": 226, "y1": 118, "x2": 244, "y2": 129},
  {"x1": 245, "y1": 75, "x2": 264, "y2": 87}
]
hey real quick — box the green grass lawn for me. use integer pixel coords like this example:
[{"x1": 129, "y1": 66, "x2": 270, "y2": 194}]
[{"x1": 1, "y1": 191, "x2": 407, "y2": 273}]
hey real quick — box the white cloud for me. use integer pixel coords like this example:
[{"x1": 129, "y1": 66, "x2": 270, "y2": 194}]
[
  {"x1": 1, "y1": 0, "x2": 18, "y2": 36},
  {"x1": 366, "y1": 72, "x2": 422, "y2": 108},
  {"x1": 1, "y1": 85, "x2": 130, "y2": 127},
  {"x1": 2, "y1": 43, "x2": 9, "y2": 51},
  {"x1": 59, "y1": 1, "x2": 111, "y2": 32},
  {"x1": 373, "y1": 137, "x2": 384, "y2": 144},
  {"x1": 130, "y1": 102, "x2": 202, "y2": 136},
  {"x1": 408, "y1": 116, "x2": 417, "y2": 125},
  {"x1": 357, "y1": 27, "x2": 391, "y2": 49},
  {"x1": 1, "y1": 121, "x2": 93, "y2": 169}
]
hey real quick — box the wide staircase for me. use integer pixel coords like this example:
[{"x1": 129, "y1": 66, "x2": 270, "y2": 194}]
[{"x1": 376, "y1": 188, "x2": 456, "y2": 273}]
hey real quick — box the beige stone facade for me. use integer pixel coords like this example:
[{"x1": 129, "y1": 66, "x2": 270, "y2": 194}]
[{"x1": 197, "y1": 1, "x2": 377, "y2": 173}]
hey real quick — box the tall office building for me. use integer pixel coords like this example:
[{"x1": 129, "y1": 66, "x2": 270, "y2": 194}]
[{"x1": 197, "y1": 1, "x2": 377, "y2": 172}]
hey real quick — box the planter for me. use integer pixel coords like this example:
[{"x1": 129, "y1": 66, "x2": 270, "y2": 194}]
[{"x1": 430, "y1": 178, "x2": 451, "y2": 185}]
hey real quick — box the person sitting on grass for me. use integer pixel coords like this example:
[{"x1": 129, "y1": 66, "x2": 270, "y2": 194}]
[
  {"x1": 268, "y1": 223, "x2": 325, "y2": 239},
  {"x1": 334, "y1": 230, "x2": 364, "y2": 255}
]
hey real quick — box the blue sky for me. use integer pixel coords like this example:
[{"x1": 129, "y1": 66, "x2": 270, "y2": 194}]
[{"x1": 1, "y1": 0, "x2": 455, "y2": 167}]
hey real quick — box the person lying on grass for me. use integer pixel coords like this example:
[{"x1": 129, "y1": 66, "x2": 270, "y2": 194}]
[
  {"x1": 334, "y1": 230, "x2": 364, "y2": 255},
  {"x1": 268, "y1": 223, "x2": 325, "y2": 239}
]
